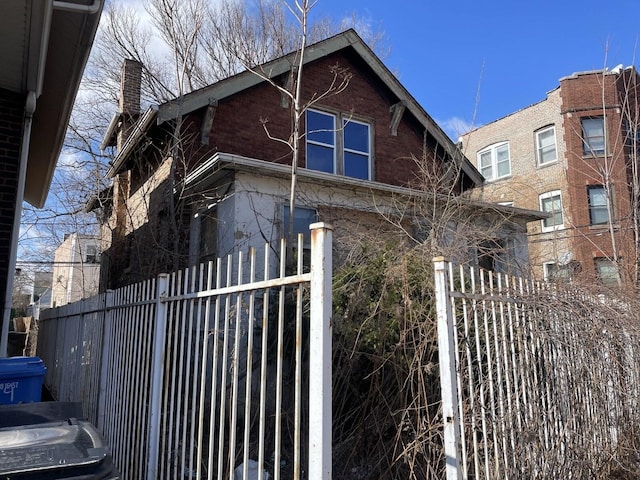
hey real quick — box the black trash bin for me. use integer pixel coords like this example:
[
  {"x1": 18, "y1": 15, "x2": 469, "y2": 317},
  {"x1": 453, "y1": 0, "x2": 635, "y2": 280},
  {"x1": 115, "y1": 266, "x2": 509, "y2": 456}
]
[{"x1": 0, "y1": 402, "x2": 120, "y2": 479}]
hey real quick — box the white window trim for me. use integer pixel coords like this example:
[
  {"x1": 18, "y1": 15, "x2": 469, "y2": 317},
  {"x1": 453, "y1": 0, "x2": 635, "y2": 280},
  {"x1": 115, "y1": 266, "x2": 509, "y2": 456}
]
[
  {"x1": 306, "y1": 109, "x2": 337, "y2": 174},
  {"x1": 342, "y1": 117, "x2": 372, "y2": 180},
  {"x1": 306, "y1": 108, "x2": 373, "y2": 180},
  {"x1": 536, "y1": 125, "x2": 558, "y2": 165},
  {"x1": 539, "y1": 190, "x2": 564, "y2": 232},
  {"x1": 581, "y1": 117, "x2": 606, "y2": 156},
  {"x1": 477, "y1": 141, "x2": 510, "y2": 181}
]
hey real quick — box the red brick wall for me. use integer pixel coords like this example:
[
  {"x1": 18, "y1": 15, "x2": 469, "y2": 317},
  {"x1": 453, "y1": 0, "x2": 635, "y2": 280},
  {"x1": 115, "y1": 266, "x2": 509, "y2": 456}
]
[
  {"x1": 560, "y1": 72, "x2": 637, "y2": 282},
  {"x1": 185, "y1": 50, "x2": 429, "y2": 187},
  {"x1": 0, "y1": 88, "x2": 25, "y2": 318}
]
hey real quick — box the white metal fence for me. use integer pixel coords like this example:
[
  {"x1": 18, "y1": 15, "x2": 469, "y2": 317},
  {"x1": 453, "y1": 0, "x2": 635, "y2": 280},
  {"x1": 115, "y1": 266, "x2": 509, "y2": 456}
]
[
  {"x1": 434, "y1": 257, "x2": 640, "y2": 479},
  {"x1": 38, "y1": 224, "x2": 333, "y2": 480}
]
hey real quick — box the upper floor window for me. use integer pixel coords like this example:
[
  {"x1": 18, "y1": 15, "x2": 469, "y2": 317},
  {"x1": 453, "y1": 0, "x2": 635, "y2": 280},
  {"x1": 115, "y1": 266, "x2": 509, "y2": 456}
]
[
  {"x1": 85, "y1": 244, "x2": 99, "y2": 264},
  {"x1": 587, "y1": 185, "x2": 610, "y2": 225},
  {"x1": 306, "y1": 109, "x2": 371, "y2": 180},
  {"x1": 477, "y1": 142, "x2": 510, "y2": 181},
  {"x1": 539, "y1": 190, "x2": 563, "y2": 231},
  {"x1": 536, "y1": 126, "x2": 557, "y2": 165},
  {"x1": 581, "y1": 117, "x2": 605, "y2": 156}
]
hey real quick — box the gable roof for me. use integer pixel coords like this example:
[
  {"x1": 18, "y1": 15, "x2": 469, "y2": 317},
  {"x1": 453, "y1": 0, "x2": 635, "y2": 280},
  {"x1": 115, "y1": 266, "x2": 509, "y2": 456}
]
[{"x1": 106, "y1": 29, "x2": 482, "y2": 186}]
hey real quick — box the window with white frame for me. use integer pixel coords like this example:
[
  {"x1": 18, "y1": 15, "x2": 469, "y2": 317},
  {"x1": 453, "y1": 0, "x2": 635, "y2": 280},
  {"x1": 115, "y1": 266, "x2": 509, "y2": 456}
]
[
  {"x1": 306, "y1": 109, "x2": 371, "y2": 180},
  {"x1": 539, "y1": 190, "x2": 563, "y2": 231},
  {"x1": 477, "y1": 142, "x2": 510, "y2": 180},
  {"x1": 543, "y1": 261, "x2": 570, "y2": 282},
  {"x1": 581, "y1": 117, "x2": 605, "y2": 156},
  {"x1": 536, "y1": 126, "x2": 557, "y2": 165},
  {"x1": 587, "y1": 185, "x2": 610, "y2": 225},
  {"x1": 594, "y1": 257, "x2": 619, "y2": 286},
  {"x1": 85, "y1": 244, "x2": 99, "y2": 264}
]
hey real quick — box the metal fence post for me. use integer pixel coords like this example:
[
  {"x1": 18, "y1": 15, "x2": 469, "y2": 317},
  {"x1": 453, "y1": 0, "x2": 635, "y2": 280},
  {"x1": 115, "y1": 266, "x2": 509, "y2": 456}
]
[
  {"x1": 97, "y1": 290, "x2": 114, "y2": 431},
  {"x1": 147, "y1": 274, "x2": 169, "y2": 480},
  {"x1": 309, "y1": 223, "x2": 333, "y2": 480},
  {"x1": 433, "y1": 257, "x2": 462, "y2": 480}
]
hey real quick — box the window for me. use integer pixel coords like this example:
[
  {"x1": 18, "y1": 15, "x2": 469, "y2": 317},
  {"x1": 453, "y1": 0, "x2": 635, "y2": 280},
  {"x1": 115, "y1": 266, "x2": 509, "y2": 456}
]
[
  {"x1": 306, "y1": 109, "x2": 371, "y2": 180},
  {"x1": 306, "y1": 110, "x2": 335, "y2": 174},
  {"x1": 587, "y1": 185, "x2": 610, "y2": 225},
  {"x1": 85, "y1": 244, "x2": 98, "y2": 264},
  {"x1": 283, "y1": 205, "x2": 318, "y2": 272},
  {"x1": 477, "y1": 142, "x2": 510, "y2": 180},
  {"x1": 582, "y1": 117, "x2": 605, "y2": 155},
  {"x1": 594, "y1": 257, "x2": 619, "y2": 287},
  {"x1": 198, "y1": 208, "x2": 217, "y2": 264},
  {"x1": 536, "y1": 126, "x2": 557, "y2": 165},
  {"x1": 282, "y1": 205, "x2": 318, "y2": 245},
  {"x1": 543, "y1": 262, "x2": 570, "y2": 282},
  {"x1": 539, "y1": 190, "x2": 563, "y2": 231}
]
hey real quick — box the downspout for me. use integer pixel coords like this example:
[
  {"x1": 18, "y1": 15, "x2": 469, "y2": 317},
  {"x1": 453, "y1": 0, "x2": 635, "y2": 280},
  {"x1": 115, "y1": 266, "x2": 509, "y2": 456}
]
[{"x1": 0, "y1": 92, "x2": 37, "y2": 357}]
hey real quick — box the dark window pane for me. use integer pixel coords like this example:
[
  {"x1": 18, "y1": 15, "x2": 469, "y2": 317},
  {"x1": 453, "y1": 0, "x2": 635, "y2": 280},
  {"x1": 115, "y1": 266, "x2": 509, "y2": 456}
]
[
  {"x1": 307, "y1": 110, "x2": 335, "y2": 145},
  {"x1": 283, "y1": 206, "x2": 318, "y2": 238},
  {"x1": 306, "y1": 144, "x2": 334, "y2": 173},
  {"x1": 343, "y1": 120, "x2": 369, "y2": 153},
  {"x1": 344, "y1": 152, "x2": 369, "y2": 179}
]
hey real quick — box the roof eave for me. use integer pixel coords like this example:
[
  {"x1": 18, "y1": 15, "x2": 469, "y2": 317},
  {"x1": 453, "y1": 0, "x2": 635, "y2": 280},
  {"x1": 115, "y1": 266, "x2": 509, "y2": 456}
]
[{"x1": 23, "y1": 2, "x2": 104, "y2": 207}]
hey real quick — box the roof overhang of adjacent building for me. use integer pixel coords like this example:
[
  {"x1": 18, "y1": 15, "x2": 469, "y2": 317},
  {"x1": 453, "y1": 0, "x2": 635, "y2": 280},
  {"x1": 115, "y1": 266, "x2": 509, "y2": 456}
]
[{"x1": 1, "y1": 1, "x2": 104, "y2": 207}]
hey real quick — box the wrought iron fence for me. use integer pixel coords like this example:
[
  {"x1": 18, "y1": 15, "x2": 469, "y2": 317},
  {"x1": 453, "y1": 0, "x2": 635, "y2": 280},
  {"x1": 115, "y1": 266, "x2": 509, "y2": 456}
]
[
  {"x1": 38, "y1": 224, "x2": 333, "y2": 480},
  {"x1": 434, "y1": 257, "x2": 640, "y2": 479}
]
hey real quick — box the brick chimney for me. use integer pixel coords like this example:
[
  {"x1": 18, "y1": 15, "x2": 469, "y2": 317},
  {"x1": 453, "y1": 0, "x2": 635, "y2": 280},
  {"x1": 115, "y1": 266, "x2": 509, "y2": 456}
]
[{"x1": 117, "y1": 59, "x2": 142, "y2": 151}]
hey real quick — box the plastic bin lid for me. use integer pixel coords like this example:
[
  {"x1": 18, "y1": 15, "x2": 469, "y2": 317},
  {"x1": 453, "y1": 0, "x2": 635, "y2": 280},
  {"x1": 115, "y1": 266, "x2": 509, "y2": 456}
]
[
  {"x1": 0, "y1": 418, "x2": 115, "y2": 477},
  {"x1": 0, "y1": 356, "x2": 46, "y2": 378}
]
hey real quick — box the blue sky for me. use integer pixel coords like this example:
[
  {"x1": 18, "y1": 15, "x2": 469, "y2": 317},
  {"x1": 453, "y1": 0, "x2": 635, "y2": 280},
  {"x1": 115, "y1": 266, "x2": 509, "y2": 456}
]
[{"x1": 313, "y1": 0, "x2": 639, "y2": 139}]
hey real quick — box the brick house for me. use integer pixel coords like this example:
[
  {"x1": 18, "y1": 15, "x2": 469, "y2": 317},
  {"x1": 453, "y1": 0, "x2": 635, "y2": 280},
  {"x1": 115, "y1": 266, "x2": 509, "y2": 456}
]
[
  {"x1": 460, "y1": 66, "x2": 640, "y2": 287},
  {"x1": 96, "y1": 30, "x2": 541, "y2": 290},
  {"x1": 0, "y1": 1, "x2": 103, "y2": 355}
]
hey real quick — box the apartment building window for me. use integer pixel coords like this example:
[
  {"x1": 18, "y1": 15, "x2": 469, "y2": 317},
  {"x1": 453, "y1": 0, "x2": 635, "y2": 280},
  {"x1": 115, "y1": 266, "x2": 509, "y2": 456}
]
[
  {"x1": 594, "y1": 257, "x2": 619, "y2": 286},
  {"x1": 85, "y1": 244, "x2": 99, "y2": 264},
  {"x1": 536, "y1": 126, "x2": 557, "y2": 165},
  {"x1": 306, "y1": 109, "x2": 371, "y2": 180},
  {"x1": 539, "y1": 190, "x2": 563, "y2": 231},
  {"x1": 543, "y1": 261, "x2": 570, "y2": 282},
  {"x1": 477, "y1": 142, "x2": 510, "y2": 180},
  {"x1": 587, "y1": 185, "x2": 610, "y2": 225},
  {"x1": 581, "y1": 117, "x2": 605, "y2": 156}
]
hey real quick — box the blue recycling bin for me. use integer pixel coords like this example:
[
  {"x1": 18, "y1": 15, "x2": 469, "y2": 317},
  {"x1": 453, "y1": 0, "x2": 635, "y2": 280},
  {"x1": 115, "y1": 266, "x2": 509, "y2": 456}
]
[{"x1": 0, "y1": 356, "x2": 46, "y2": 404}]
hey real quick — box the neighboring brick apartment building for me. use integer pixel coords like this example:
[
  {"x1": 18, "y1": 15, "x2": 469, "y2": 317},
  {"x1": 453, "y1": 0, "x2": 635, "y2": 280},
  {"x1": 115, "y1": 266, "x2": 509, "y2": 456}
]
[
  {"x1": 94, "y1": 30, "x2": 541, "y2": 290},
  {"x1": 461, "y1": 66, "x2": 640, "y2": 287}
]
